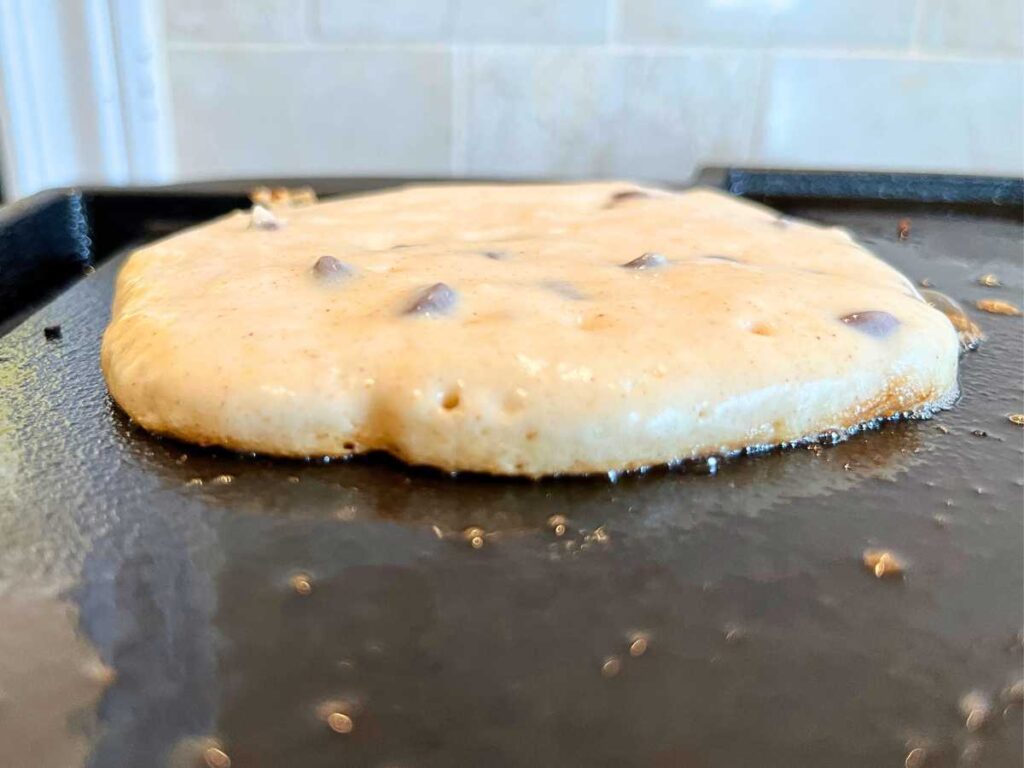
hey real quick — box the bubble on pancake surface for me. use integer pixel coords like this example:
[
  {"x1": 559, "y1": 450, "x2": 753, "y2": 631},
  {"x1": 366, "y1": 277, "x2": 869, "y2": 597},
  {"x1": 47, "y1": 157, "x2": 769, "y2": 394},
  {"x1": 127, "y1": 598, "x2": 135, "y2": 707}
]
[{"x1": 542, "y1": 280, "x2": 586, "y2": 300}]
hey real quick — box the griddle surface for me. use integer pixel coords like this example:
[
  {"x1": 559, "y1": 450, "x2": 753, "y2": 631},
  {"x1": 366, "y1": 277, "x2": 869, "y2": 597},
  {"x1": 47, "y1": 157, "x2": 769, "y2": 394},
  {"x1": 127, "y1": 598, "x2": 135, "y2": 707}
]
[{"x1": 1, "y1": 198, "x2": 1022, "y2": 767}]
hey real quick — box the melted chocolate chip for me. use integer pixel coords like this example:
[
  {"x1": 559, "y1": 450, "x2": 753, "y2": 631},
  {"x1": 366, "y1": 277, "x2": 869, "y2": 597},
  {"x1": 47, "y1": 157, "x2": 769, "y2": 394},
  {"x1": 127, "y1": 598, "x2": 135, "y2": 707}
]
[
  {"x1": 606, "y1": 190, "x2": 652, "y2": 207},
  {"x1": 312, "y1": 255, "x2": 351, "y2": 280},
  {"x1": 43, "y1": 325, "x2": 62, "y2": 341},
  {"x1": 542, "y1": 281, "x2": 586, "y2": 300},
  {"x1": 405, "y1": 283, "x2": 457, "y2": 316},
  {"x1": 840, "y1": 310, "x2": 900, "y2": 338},
  {"x1": 621, "y1": 252, "x2": 668, "y2": 270}
]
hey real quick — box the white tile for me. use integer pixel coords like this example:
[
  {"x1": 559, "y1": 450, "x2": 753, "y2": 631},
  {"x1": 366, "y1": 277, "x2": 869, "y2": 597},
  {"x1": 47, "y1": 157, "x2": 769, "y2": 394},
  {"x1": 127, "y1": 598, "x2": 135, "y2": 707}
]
[
  {"x1": 459, "y1": 49, "x2": 759, "y2": 181},
  {"x1": 313, "y1": 0, "x2": 453, "y2": 43},
  {"x1": 461, "y1": 49, "x2": 622, "y2": 178},
  {"x1": 616, "y1": 0, "x2": 916, "y2": 49},
  {"x1": 454, "y1": 0, "x2": 606, "y2": 44},
  {"x1": 165, "y1": 0, "x2": 308, "y2": 44},
  {"x1": 168, "y1": 49, "x2": 452, "y2": 178},
  {"x1": 757, "y1": 56, "x2": 1024, "y2": 175},
  {"x1": 918, "y1": 0, "x2": 1023, "y2": 55},
  {"x1": 615, "y1": 53, "x2": 761, "y2": 180}
]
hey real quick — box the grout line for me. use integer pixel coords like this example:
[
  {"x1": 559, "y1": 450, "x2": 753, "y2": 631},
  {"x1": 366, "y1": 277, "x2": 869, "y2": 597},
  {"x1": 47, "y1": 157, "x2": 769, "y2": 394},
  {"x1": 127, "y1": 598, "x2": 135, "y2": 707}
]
[
  {"x1": 449, "y1": 46, "x2": 463, "y2": 176},
  {"x1": 302, "y1": 0, "x2": 315, "y2": 43},
  {"x1": 605, "y1": 0, "x2": 616, "y2": 45},
  {"x1": 747, "y1": 51, "x2": 772, "y2": 165},
  {"x1": 909, "y1": 0, "x2": 928, "y2": 54},
  {"x1": 163, "y1": 39, "x2": 1021, "y2": 64}
]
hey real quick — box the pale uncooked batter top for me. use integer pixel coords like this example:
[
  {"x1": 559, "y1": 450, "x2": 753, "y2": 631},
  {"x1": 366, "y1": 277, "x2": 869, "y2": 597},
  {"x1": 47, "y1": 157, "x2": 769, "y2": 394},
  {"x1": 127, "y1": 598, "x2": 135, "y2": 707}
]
[{"x1": 101, "y1": 183, "x2": 959, "y2": 476}]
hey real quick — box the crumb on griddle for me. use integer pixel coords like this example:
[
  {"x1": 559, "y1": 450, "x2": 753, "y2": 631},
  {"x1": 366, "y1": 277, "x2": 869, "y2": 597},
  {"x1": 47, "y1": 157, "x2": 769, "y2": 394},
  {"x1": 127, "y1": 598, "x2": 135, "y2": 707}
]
[
  {"x1": 203, "y1": 746, "x2": 231, "y2": 768},
  {"x1": 897, "y1": 218, "x2": 911, "y2": 240},
  {"x1": 600, "y1": 656, "x2": 622, "y2": 677},
  {"x1": 978, "y1": 273, "x2": 1001, "y2": 287},
  {"x1": 289, "y1": 572, "x2": 313, "y2": 595},
  {"x1": 976, "y1": 298, "x2": 1021, "y2": 316},
  {"x1": 863, "y1": 549, "x2": 905, "y2": 579},
  {"x1": 43, "y1": 324, "x2": 62, "y2": 340}
]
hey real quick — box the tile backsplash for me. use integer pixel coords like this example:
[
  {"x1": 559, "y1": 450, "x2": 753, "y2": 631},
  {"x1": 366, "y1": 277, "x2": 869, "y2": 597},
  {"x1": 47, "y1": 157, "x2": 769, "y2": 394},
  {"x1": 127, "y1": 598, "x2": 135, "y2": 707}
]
[{"x1": 163, "y1": 0, "x2": 1024, "y2": 183}]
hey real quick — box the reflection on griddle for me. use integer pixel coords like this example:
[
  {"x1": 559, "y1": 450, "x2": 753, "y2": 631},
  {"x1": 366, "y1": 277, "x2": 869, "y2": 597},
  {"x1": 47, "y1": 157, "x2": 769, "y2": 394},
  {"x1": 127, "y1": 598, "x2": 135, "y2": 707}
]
[{"x1": 132, "y1": 413, "x2": 925, "y2": 538}]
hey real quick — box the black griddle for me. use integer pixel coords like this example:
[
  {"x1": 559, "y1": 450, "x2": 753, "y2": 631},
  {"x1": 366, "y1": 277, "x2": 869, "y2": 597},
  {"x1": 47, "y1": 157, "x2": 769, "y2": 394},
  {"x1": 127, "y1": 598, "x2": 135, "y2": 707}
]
[{"x1": 1, "y1": 171, "x2": 1022, "y2": 768}]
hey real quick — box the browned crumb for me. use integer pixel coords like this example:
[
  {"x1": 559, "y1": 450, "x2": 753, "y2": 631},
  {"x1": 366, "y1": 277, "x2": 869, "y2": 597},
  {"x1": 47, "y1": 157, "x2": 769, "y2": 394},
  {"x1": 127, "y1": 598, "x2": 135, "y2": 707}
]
[
  {"x1": 897, "y1": 218, "x2": 911, "y2": 240},
  {"x1": 289, "y1": 573, "x2": 313, "y2": 595},
  {"x1": 959, "y1": 690, "x2": 991, "y2": 731},
  {"x1": 600, "y1": 656, "x2": 622, "y2": 677},
  {"x1": 863, "y1": 549, "x2": 905, "y2": 579},
  {"x1": 978, "y1": 274, "x2": 1001, "y2": 287},
  {"x1": 1009, "y1": 414, "x2": 1024, "y2": 426},
  {"x1": 327, "y1": 712, "x2": 354, "y2": 734},
  {"x1": 628, "y1": 632, "x2": 649, "y2": 657},
  {"x1": 249, "y1": 185, "x2": 318, "y2": 208},
  {"x1": 463, "y1": 526, "x2": 485, "y2": 549},
  {"x1": 976, "y1": 298, "x2": 1021, "y2": 316},
  {"x1": 904, "y1": 747, "x2": 927, "y2": 768},
  {"x1": 203, "y1": 746, "x2": 231, "y2": 768},
  {"x1": 547, "y1": 515, "x2": 567, "y2": 536}
]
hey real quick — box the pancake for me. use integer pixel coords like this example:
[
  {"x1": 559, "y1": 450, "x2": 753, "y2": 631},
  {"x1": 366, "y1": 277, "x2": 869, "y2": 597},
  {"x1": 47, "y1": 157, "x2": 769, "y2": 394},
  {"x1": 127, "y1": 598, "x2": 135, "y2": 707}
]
[{"x1": 101, "y1": 183, "x2": 959, "y2": 477}]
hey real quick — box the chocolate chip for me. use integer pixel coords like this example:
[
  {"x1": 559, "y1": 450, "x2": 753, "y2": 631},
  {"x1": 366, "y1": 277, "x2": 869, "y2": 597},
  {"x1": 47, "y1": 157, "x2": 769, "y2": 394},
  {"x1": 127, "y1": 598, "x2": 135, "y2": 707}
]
[
  {"x1": 621, "y1": 252, "x2": 668, "y2": 270},
  {"x1": 482, "y1": 251, "x2": 508, "y2": 260},
  {"x1": 542, "y1": 280, "x2": 586, "y2": 300},
  {"x1": 43, "y1": 325, "x2": 62, "y2": 340},
  {"x1": 840, "y1": 310, "x2": 900, "y2": 338},
  {"x1": 606, "y1": 190, "x2": 651, "y2": 207},
  {"x1": 405, "y1": 283, "x2": 457, "y2": 316},
  {"x1": 249, "y1": 204, "x2": 282, "y2": 230},
  {"x1": 312, "y1": 255, "x2": 351, "y2": 280}
]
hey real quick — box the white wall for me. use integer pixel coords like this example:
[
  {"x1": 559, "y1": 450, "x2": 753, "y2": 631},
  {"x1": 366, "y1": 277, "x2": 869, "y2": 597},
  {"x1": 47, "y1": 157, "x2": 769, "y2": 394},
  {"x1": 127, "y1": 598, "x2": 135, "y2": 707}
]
[
  {"x1": 162, "y1": 0, "x2": 1024, "y2": 184},
  {"x1": 2, "y1": 0, "x2": 1022, "y2": 199}
]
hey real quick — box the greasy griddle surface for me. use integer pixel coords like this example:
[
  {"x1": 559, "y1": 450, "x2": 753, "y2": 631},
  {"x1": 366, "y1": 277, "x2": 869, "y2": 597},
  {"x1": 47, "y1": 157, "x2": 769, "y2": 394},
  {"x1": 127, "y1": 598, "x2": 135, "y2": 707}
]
[{"x1": 1, "y1": 199, "x2": 1022, "y2": 768}]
